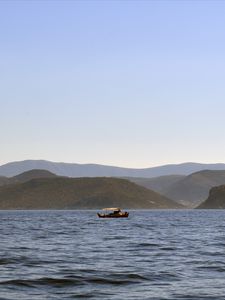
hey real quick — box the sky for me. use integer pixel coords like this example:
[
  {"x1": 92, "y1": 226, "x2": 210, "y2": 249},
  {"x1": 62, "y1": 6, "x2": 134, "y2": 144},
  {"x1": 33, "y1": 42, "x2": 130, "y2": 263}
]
[{"x1": 0, "y1": 0, "x2": 225, "y2": 168}]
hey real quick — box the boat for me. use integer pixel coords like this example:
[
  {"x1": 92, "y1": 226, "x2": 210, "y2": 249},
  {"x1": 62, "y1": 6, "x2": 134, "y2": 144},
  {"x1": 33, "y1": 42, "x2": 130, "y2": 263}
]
[{"x1": 97, "y1": 207, "x2": 129, "y2": 218}]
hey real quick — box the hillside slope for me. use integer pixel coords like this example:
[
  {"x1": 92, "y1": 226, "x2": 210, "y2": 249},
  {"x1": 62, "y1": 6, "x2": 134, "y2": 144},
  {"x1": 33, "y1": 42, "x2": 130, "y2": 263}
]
[
  {"x1": 197, "y1": 185, "x2": 225, "y2": 209},
  {"x1": 0, "y1": 176, "x2": 14, "y2": 187},
  {"x1": 0, "y1": 177, "x2": 183, "y2": 209}
]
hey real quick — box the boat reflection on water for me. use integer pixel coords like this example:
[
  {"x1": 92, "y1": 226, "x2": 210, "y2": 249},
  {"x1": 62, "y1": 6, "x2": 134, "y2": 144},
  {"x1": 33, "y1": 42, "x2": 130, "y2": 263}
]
[{"x1": 97, "y1": 208, "x2": 129, "y2": 218}]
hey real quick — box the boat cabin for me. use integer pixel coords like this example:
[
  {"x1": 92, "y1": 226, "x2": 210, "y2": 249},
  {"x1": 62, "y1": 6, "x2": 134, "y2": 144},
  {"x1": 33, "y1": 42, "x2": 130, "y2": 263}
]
[{"x1": 97, "y1": 207, "x2": 129, "y2": 218}]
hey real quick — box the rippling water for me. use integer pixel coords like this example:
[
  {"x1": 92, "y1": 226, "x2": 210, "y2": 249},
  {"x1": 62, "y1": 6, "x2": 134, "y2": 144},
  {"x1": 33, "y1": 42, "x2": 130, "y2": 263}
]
[{"x1": 1, "y1": 210, "x2": 225, "y2": 299}]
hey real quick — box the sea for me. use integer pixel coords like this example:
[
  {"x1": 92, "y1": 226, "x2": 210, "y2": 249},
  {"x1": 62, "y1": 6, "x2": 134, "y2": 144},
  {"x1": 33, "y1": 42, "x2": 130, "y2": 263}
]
[{"x1": 0, "y1": 210, "x2": 225, "y2": 300}]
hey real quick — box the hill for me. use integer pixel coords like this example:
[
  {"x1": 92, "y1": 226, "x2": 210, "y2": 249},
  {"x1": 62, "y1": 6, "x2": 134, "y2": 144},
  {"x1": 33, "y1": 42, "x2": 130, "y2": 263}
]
[
  {"x1": 12, "y1": 169, "x2": 57, "y2": 183},
  {"x1": 0, "y1": 170, "x2": 57, "y2": 187},
  {"x1": 1, "y1": 160, "x2": 225, "y2": 178},
  {"x1": 162, "y1": 170, "x2": 225, "y2": 207},
  {"x1": 127, "y1": 170, "x2": 225, "y2": 207},
  {"x1": 0, "y1": 177, "x2": 183, "y2": 209},
  {"x1": 197, "y1": 185, "x2": 225, "y2": 209}
]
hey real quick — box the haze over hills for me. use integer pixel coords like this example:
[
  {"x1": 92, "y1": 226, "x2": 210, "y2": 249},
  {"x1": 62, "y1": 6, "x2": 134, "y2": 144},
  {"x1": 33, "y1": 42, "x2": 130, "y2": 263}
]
[
  {"x1": 0, "y1": 172, "x2": 182, "y2": 209},
  {"x1": 197, "y1": 185, "x2": 225, "y2": 209},
  {"x1": 1, "y1": 160, "x2": 225, "y2": 178},
  {"x1": 128, "y1": 170, "x2": 225, "y2": 207},
  {"x1": 127, "y1": 175, "x2": 185, "y2": 194},
  {"x1": 163, "y1": 170, "x2": 225, "y2": 207}
]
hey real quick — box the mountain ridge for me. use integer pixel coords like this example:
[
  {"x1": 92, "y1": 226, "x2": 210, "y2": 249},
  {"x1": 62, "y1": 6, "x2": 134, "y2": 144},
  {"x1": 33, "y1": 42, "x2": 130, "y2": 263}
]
[{"x1": 1, "y1": 160, "x2": 225, "y2": 178}]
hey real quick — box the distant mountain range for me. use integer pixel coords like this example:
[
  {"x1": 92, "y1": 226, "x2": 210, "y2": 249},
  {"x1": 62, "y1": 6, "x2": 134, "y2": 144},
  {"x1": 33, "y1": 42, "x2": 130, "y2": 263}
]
[
  {"x1": 1, "y1": 160, "x2": 225, "y2": 209},
  {"x1": 1, "y1": 160, "x2": 225, "y2": 178},
  {"x1": 0, "y1": 170, "x2": 182, "y2": 209}
]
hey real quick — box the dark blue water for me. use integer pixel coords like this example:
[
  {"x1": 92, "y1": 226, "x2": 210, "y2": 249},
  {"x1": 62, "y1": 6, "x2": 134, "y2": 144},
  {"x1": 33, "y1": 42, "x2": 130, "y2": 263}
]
[{"x1": 1, "y1": 210, "x2": 225, "y2": 300}]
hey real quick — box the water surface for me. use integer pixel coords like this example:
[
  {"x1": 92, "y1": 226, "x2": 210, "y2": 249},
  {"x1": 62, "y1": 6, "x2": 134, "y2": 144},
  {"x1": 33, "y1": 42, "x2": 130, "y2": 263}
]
[{"x1": 0, "y1": 210, "x2": 225, "y2": 299}]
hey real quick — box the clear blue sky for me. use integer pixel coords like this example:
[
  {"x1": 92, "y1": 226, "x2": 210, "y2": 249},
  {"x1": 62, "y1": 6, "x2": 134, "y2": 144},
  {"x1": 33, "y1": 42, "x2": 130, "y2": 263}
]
[{"x1": 0, "y1": 0, "x2": 225, "y2": 167}]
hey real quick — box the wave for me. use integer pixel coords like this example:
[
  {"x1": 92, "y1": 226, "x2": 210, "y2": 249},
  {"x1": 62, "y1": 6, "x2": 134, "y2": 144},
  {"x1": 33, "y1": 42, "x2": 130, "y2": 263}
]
[{"x1": 0, "y1": 273, "x2": 148, "y2": 288}]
